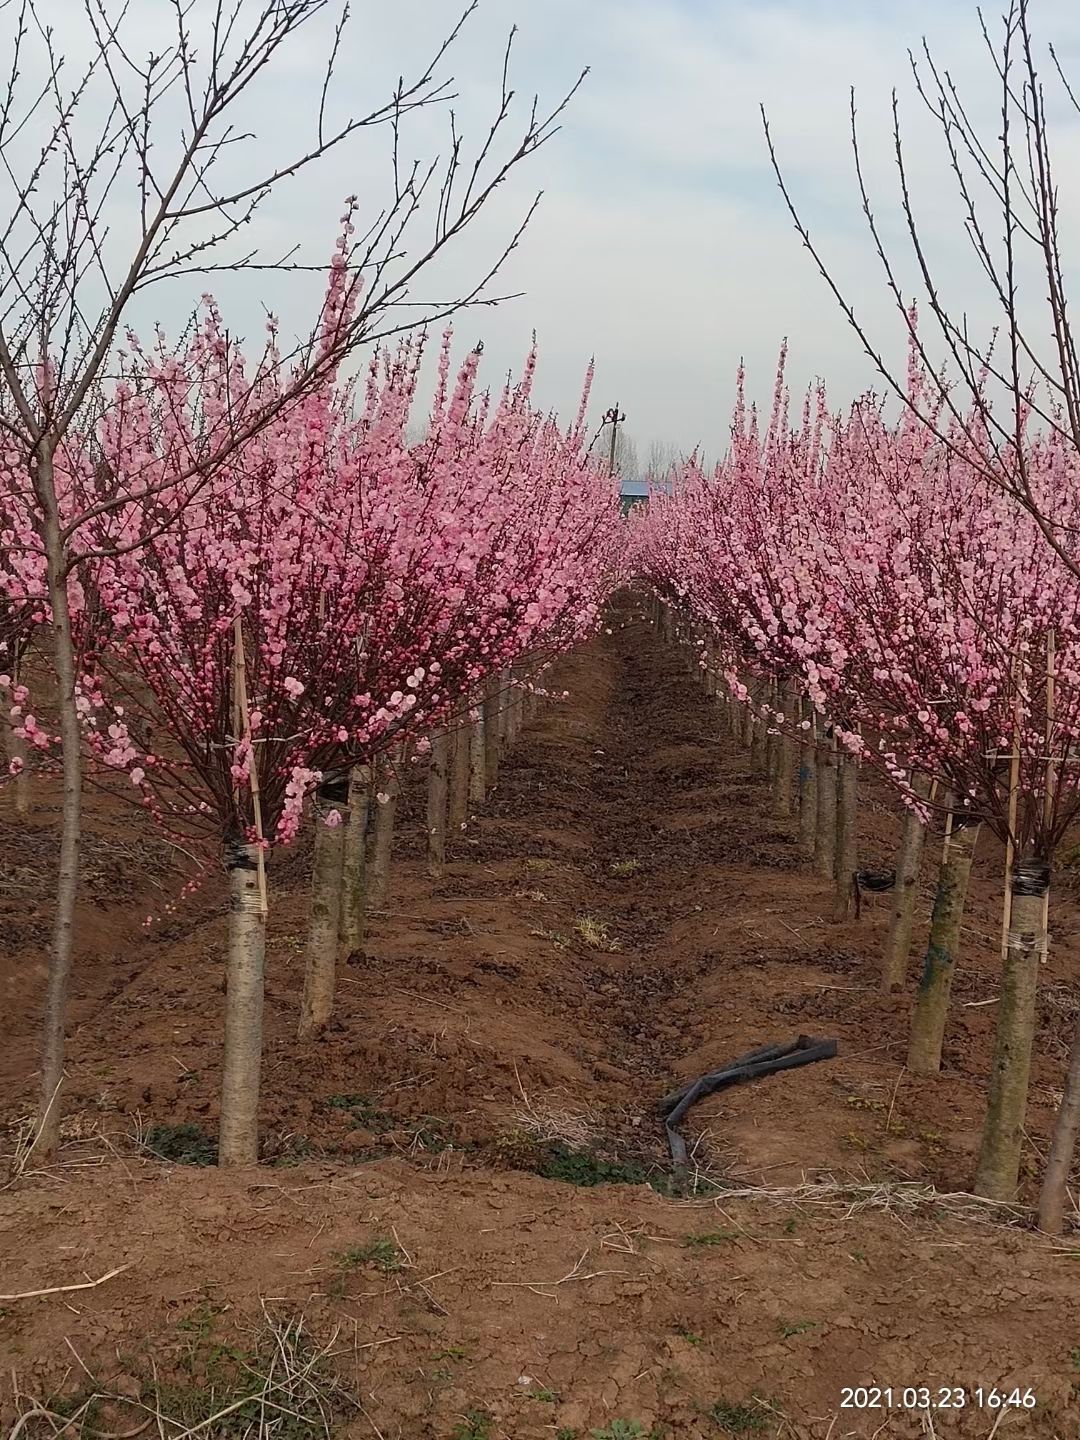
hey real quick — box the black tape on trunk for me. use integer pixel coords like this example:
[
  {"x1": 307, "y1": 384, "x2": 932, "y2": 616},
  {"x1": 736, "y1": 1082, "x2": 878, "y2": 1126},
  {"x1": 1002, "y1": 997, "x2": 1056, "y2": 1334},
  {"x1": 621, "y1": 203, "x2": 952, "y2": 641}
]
[
  {"x1": 224, "y1": 836, "x2": 259, "y2": 872},
  {"x1": 1013, "y1": 857, "x2": 1051, "y2": 898}
]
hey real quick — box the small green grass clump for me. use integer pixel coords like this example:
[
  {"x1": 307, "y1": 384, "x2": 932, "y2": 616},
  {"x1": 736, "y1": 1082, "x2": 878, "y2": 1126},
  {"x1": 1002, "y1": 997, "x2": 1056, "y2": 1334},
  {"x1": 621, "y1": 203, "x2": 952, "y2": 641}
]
[
  {"x1": 31, "y1": 1311, "x2": 345, "y2": 1440},
  {"x1": 537, "y1": 1143, "x2": 650, "y2": 1188},
  {"x1": 591, "y1": 1422, "x2": 663, "y2": 1440},
  {"x1": 452, "y1": 1410, "x2": 494, "y2": 1440},
  {"x1": 326, "y1": 1094, "x2": 395, "y2": 1132},
  {"x1": 574, "y1": 914, "x2": 618, "y2": 950},
  {"x1": 683, "y1": 1229, "x2": 740, "y2": 1248},
  {"x1": 143, "y1": 1123, "x2": 217, "y2": 1166},
  {"x1": 338, "y1": 1238, "x2": 402, "y2": 1273},
  {"x1": 710, "y1": 1397, "x2": 769, "y2": 1434}
]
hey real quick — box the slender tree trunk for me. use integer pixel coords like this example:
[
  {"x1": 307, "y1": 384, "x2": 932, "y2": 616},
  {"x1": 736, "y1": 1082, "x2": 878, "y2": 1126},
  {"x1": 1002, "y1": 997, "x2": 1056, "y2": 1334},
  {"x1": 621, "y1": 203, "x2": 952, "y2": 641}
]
[
  {"x1": 883, "y1": 775, "x2": 931, "y2": 992},
  {"x1": 483, "y1": 674, "x2": 500, "y2": 793},
  {"x1": 298, "y1": 774, "x2": 349, "y2": 1040},
  {"x1": 511, "y1": 679, "x2": 526, "y2": 742},
  {"x1": 33, "y1": 447, "x2": 82, "y2": 1162},
  {"x1": 1039, "y1": 1008, "x2": 1080, "y2": 1234},
  {"x1": 498, "y1": 668, "x2": 512, "y2": 746},
  {"x1": 2, "y1": 707, "x2": 30, "y2": 816},
  {"x1": 906, "y1": 815, "x2": 981, "y2": 1071},
  {"x1": 219, "y1": 839, "x2": 267, "y2": 1166},
  {"x1": 469, "y1": 705, "x2": 486, "y2": 804},
  {"x1": 367, "y1": 747, "x2": 402, "y2": 910},
  {"x1": 3, "y1": 644, "x2": 30, "y2": 816},
  {"x1": 426, "y1": 730, "x2": 449, "y2": 877},
  {"x1": 833, "y1": 752, "x2": 858, "y2": 921},
  {"x1": 974, "y1": 858, "x2": 1050, "y2": 1201},
  {"x1": 750, "y1": 685, "x2": 766, "y2": 773},
  {"x1": 503, "y1": 677, "x2": 517, "y2": 747},
  {"x1": 771, "y1": 684, "x2": 794, "y2": 817},
  {"x1": 741, "y1": 690, "x2": 754, "y2": 750},
  {"x1": 797, "y1": 704, "x2": 817, "y2": 855},
  {"x1": 449, "y1": 721, "x2": 470, "y2": 831},
  {"x1": 815, "y1": 731, "x2": 837, "y2": 880},
  {"x1": 339, "y1": 763, "x2": 371, "y2": 952},
  {"x1": 704, "y1": 646, "x2": 717, "y2": 697},
  {"x1": 764, "y1": 680, "x2": 779, "y2": 787}
]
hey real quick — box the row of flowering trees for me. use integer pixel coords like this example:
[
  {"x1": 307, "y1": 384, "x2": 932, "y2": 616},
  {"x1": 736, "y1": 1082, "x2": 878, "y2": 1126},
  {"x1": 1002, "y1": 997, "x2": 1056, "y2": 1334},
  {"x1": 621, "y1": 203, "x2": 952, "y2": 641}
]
[
  {"x1": 631, "y1": 339, "x2": 1080, "y2": 1232},
  {"x1": 1, "y1": 249, "x2": 625, "y2": 1165}
]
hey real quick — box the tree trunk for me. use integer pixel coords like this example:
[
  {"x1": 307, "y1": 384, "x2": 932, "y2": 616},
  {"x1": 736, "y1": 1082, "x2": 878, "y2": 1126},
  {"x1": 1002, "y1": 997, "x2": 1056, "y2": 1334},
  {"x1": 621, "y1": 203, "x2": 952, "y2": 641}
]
[
  {"x1": 219, "y1": 839, "x2": 267, "y2": 1166},
  {"x1": 703, "y1": 646, "x2": 717, "y2": 697},
  {"x1": 298, "y1": 775, "x2": 349, "y2": 1040},
  {"x1": 511, "y1": 680, "x2": 526, "y2": 743},
  {"x1": 503, "y1": 678, "x2": 517, "y2": 748},
  {"x1": 797, "y1": 705, "x2": 817, "y2": 855},
  {"x1": 449, "y1": 721, "x2": 470, "y2": 832},
  {"x1": 367, "y1": 748, "x2": 401, "y2": 911},
  {"x1": 469, "y1": 705, "x2": 486, "y2": 804},
  {"x1": 906, "y1": 815, "x2": 980, "y2": 1071},
  {"x1": 426, "y1": 730, "x2": 449, "y2": 877},
  {"x1": 883, "y1": 775, "x2": 931, "y2": 992},
  {"x1": 749, "y1": 686, "x2": 766, "y2": 773},
  {"x1": 771, "y1": 685, "x2": 794, "y2": 817},
  {"x1": 339, "y1": 763, "x2": 371, "y2": 952},
  {"x1": 1039, "y1": 1008, "x2": 1080, "y2": 1234},
  {"x1": 974, "y1": 858, "x2": 1050, "y2": 1201},
  {"x1": 2, "y1": 644, "x2": 30, "y2": 816},
  {"x1": 833, "y1": 752, "x2": 858, "y2": 921},
  {"x1": 764, "y1": 683, "x2": 779, "y2": 787},
  {"x1": 498, "y1": 668, "x2": 512, "y2": 746},
  {"x1": 815, "y1": 732, "x2": 837, "y2": 880},
  {"x1": 33, "y1": 446, "x2": 81, "y2": 1162},
  {"x1": 3, "y1": 709, "x2": 30, "y2": 816},
  {"x1": 483, "y1": 675, "x2": 500, "y2": 792}
]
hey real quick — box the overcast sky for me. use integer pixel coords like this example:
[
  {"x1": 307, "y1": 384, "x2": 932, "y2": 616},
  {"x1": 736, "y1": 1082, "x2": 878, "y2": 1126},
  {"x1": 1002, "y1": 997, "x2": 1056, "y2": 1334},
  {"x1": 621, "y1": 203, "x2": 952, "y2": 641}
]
[{"x1": 7, "y1": 0, "x2": 1080, "y2": 463}]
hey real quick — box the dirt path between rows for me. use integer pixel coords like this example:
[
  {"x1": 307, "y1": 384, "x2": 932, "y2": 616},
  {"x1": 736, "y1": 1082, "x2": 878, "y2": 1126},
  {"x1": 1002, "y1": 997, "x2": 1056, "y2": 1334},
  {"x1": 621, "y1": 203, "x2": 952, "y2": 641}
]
[{"x1": 3, "y1": 603, "x2": 1080, "y2": 1438}]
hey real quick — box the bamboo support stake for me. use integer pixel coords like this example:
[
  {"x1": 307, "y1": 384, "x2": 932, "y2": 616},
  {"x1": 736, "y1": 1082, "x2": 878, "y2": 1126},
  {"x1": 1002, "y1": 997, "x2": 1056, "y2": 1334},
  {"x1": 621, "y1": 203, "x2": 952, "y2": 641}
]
[
  {"x1": 1000, "y1": 660, "x2": 1023, "y2": 964},
  {"x1": 233, "y1": 616, "x2": 267, "y2": 913},
  {"x1": 1000, "y1": 659, "x2": 1023, "y2": 959},
  {"x1": 1043, "y1": 630, "x2": 1055, "y2": 961}
]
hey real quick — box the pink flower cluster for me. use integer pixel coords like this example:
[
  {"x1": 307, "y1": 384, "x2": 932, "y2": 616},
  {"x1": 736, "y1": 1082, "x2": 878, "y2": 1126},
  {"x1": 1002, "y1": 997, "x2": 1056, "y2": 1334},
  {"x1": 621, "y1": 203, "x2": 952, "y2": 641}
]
[
  {"x1": 631, "y1": 334, "x2": 1080, "y2": 854},
  {"x1": 0, "y1": 225, "x2": 626, "y2": 849}
]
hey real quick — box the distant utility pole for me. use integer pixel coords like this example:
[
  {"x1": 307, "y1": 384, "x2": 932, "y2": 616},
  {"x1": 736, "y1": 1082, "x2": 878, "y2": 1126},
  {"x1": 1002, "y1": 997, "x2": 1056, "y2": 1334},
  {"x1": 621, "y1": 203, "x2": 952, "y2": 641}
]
[{"x1": 604, "y1": 403, "x2": 626, "y2": 475}]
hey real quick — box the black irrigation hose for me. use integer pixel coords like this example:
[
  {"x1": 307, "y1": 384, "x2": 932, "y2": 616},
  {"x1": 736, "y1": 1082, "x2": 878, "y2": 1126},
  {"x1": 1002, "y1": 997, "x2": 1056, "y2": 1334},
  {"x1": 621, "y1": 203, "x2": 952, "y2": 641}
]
[
  {"x1": 852, "y1": 867, "x2": 895, "y2": 919},
  {"x1": 658, "y1": 1034, "x2": 839, "y2": 1166}
]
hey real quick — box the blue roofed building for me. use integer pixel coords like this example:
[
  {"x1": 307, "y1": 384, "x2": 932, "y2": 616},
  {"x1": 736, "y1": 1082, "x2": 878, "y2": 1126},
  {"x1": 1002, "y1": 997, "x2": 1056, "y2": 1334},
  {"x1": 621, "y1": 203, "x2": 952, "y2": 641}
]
[{"x1": 619, "y1": 475, "x2": 670, "y2": 515}]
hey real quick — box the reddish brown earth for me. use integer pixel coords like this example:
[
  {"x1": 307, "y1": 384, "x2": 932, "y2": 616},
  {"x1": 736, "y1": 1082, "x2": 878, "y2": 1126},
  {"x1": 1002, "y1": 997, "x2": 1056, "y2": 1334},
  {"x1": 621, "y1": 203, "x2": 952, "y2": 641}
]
[{"x1": 3, "y1": 601, "x2": 1080, "y2": 1439}]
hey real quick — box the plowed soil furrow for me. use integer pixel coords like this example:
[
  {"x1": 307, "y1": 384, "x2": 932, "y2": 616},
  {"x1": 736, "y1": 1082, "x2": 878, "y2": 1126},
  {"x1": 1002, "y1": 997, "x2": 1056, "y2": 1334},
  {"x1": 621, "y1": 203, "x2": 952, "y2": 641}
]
[{"x1": 3, "y1": 604, "x2": 1080, "y2": 1438}]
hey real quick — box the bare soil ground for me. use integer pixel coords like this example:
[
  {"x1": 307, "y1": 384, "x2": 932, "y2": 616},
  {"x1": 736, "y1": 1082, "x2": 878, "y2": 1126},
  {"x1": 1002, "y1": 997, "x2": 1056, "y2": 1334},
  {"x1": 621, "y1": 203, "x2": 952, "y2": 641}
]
[{"x1": 3, "y1": 600, "x2": 1080, "y2": 1439}]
